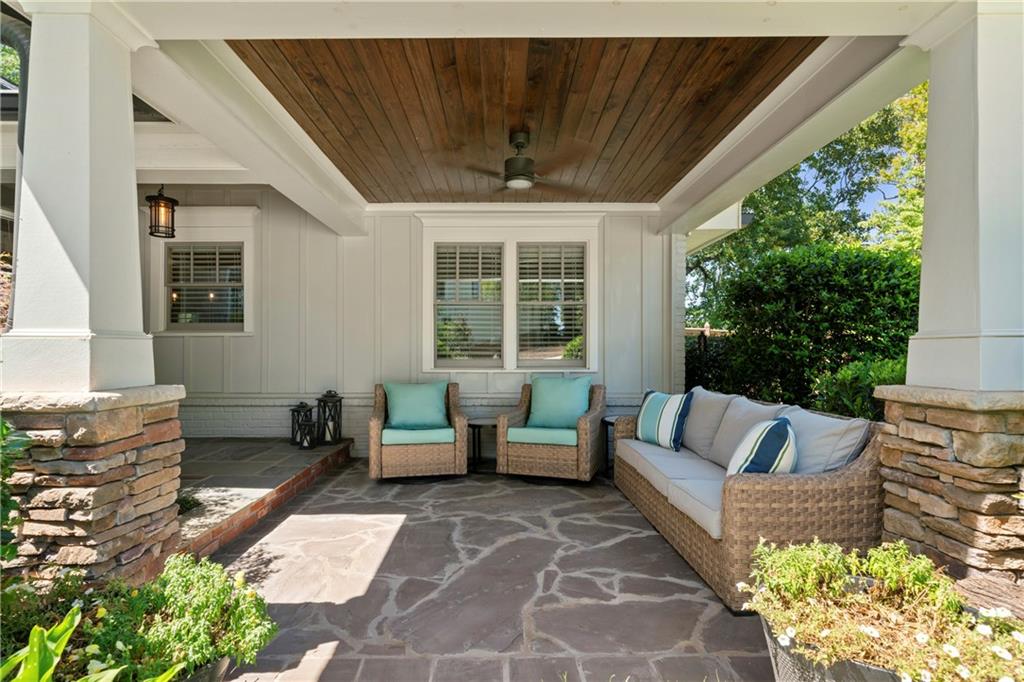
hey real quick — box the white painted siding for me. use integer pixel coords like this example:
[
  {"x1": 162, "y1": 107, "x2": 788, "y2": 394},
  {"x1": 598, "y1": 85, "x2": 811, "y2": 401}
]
[{"x1": 140, "y1": 185, "x2": 673, "y2": 455}]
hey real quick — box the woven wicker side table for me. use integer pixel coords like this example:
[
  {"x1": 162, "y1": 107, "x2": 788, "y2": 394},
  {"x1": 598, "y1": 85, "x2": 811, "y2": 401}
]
[
  {"x1": 467, "y1": 417, "x2": 496, "y2": 472},
  {"x1": 601, "y1": 415, "x2": 619, "y2": 473}
]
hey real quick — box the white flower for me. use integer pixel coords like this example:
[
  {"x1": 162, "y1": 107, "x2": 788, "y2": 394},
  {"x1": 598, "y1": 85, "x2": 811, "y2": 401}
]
[
  {"x1": 741, "y1": 602, "x2": 751, "y2": 611},
  {"x1": 1012, "y1": 631, "x2": 1024, "y2": 645},
  {"x1": 86, "y1": 660, "x2": 109, "y2": 675},
  {"x1": 926, "y1": 658, "x2": 938, "y2": 670},
  {"x1": 997, "y1": 677, "x2": 1014, "y2": 682},
  {"x1": 980, "y1": 607, "x2": 1013, "y2": 619},
  {"x1": 920, "y1": 671, "x2": 932, "y2": 682},
  {"x1": 786, "y1": 627, "x2": 797, "y2": 638},
  {"x1": 115, "y1": 641, "x2": 126, "y2": 652},
  {"x1": 956, "y1": 665, "x2": 970, "y2": 679},
  {"x1": 72, "y1": 599, "x2": 84, "y2": 609},
  {"x1": 943, "y1": 643, "x2": 961, "y2": 658},
  {"x1": 820, "y1": 628, "x2": 831, "y2": 638},
  {"x1": 777, "y1": 634, "x2": 791, "y2": 647},
  {"x1": 859, "y1": 625, "x2": 881, "y2": 638},
  {"x1": 735, "y1": 581, "x2": 749, "y2": 591},
  {"x1": 976, "y1": 623, "x2": 993, "y2": 637},
  {"x1": 84, "y1": 644, "x2": 100, "y2": 656},
  {"x1": 915, "y1": 632, "x2": 930, "y2": 644},
  {"x1": 899, "y1": 673, "x2": 912, "y2": 682},
  {"x1": 991, "y1": 645, "x2": 1013, "y2": 661}
]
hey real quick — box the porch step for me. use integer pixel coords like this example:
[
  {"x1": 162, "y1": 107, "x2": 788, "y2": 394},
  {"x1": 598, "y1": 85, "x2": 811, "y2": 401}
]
[{"x1": 177, "y1": 438, "x2": 352, "y2": 558}]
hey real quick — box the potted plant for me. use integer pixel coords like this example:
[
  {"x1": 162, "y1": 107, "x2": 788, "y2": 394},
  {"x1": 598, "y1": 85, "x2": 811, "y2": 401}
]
[{"x1": 740, "y1": 540, "x2": 1023, "y2": 682}]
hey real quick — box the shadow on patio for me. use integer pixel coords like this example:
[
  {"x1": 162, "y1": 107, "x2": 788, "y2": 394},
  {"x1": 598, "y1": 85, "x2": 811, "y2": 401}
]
[{"x1": 208, "y1": 460, "x2": 771, "y2": 682}]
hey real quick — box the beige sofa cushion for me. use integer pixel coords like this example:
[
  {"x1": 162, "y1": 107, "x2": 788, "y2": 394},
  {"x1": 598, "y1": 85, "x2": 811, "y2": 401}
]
[
  {"x1": 707, "y1": 397, "x2": 785, "y2": 469},
  {"x1": 667, "y1": 478, "x2": 724, "y2": 539},
  {"x1": 616, "y1": 439, "x2": 726, "y2": 495},
  {"x1": 780, "y1": 406, "x2": 871, "y2": 474},
  {"x1": 681, "y1": 387, "x2": 737, "y2": 458}
]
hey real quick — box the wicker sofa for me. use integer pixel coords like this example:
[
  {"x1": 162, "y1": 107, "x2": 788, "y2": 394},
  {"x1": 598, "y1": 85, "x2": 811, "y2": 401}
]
[
  {"x1": 497, "y1": 383, "x2": 606, "y2": 481},
  {"x1": 613, "y1": 388, "x2": 883, "y2": 611},
  {"x1": 368, "y1": 383, "x2": 468, "y2": 479}
]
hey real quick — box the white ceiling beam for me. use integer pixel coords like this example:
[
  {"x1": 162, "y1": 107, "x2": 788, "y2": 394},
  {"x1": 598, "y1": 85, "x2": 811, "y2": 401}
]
[
  {"x1": 658, "y1": 36, "x2": 929, "y2": 234},
  {"x1": 130, "y1": 41, "x2": 367, "y2": 236},
  {"x1": 110, "y1": 1, "x2": 955, "y2": 39}
]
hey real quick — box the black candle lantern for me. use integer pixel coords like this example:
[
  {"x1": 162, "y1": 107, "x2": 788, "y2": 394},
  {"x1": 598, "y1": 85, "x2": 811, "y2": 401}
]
[
  {"x1": 146, "y1": 185, "x2": 179, "y2": 238},
  {"x1": 297, "y1": 418, "x2": 318, "y2": 450},
  {"x1": 289, "y1": 401, "x2": 314, "y2": 445},
  {"x1": 316, "y1": 390, "x2": 343, "y2": 445}
]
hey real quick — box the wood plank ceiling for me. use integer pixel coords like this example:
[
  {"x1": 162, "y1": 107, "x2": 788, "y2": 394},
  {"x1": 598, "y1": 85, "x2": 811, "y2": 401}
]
[{"x1": 229, "y1": 37, "x2": 824, "y2": 203}]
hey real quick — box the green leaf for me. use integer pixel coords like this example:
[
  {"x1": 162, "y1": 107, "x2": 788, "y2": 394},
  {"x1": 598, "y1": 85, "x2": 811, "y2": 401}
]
[
  {"x1": 140, "y1": 662, "x2": 186, "y2": 682},
  {"x1": 75, "y1": 667, "x2": 126, "y2": 682},
  {"x1": 12, "y1": 626, "x2": 56, "y2": 682}
]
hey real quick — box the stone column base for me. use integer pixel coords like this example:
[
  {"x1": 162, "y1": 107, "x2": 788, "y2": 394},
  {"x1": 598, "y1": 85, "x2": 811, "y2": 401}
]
[
  {"x1": 1, "y1": 385, "x2": 186, "y2": 584},
  {"x1": 874, "y1": 385, "x2": 1024, "y2": 583}
]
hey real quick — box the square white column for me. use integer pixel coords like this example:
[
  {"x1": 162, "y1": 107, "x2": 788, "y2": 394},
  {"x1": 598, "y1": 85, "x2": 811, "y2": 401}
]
[
  {"x1": 907, "y1": 8, "x2": 1024, "y2": 391},
  {"x1": 2, "y1": 10, "x2": 153, "y2": 392}
]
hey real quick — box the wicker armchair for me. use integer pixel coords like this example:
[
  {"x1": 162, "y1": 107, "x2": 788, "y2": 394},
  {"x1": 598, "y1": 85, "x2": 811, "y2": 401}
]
[
  {"x1": 612, "y1": 416, "x2": 883, "y2": 611},
  {"x1": 368, "y1": 383, "x2": 468, "y2": 480},
  {"x1": 496, "y1": 383, "x2": 606, "y2": 481}
]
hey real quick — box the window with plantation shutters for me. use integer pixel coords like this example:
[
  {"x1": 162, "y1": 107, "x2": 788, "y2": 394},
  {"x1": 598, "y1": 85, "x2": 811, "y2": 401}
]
[
  {"x1": 165, "y1": 243, "x2": 244, "y2": 331},
  {"x1": 434, "y1": 243, "x2": 503, "y2": 367},
  {"x1": 517, "y1": 243, "x2": 586, "y2": 367}
]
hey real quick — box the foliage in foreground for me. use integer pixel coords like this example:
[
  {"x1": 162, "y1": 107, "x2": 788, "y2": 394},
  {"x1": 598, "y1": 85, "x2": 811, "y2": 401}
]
[
  {"x1": 714, "y1": 243, "x2": 919, "y2": 405},
  {"x1": 1, "y1": 419, "x2": 31, "y2": 562},
  {"x1": 813, "y1": 356, "x2": 907, "y2": 421},
  {"x1": 743, "y1": 540, "x2": 1024, "y2": 682},
  {"x1": 1, "y1": 555, "x2": 277, "y2": 681}
]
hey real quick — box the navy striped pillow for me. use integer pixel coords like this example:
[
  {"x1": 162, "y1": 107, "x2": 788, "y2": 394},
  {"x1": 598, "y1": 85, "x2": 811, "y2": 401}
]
[
  {"x1": 635, "y1": 390, "x2": 693, "y2": 451},
  {"x1": 726, "y1": 417, "x2": 798, "y2": 475}
]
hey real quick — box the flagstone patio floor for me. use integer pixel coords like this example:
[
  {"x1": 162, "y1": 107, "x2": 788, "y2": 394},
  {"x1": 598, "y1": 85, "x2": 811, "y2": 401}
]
[{"x1": 214, "y1": 459, "x2": 771, "y2": 682}]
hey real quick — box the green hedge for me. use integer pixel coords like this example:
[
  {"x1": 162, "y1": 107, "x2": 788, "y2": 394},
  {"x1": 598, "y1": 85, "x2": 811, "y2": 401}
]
[
  {"x1": 688, "y1": 244, "x2": 919, "y2": 406},
  {"x1": 813, "y1": 356, "x2": 907, "y2": 421}
]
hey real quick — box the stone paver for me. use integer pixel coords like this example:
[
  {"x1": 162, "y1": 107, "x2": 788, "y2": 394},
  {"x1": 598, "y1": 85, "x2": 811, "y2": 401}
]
[{"x1": 214, "y1": 460, "x2": 769, "y2": 681}]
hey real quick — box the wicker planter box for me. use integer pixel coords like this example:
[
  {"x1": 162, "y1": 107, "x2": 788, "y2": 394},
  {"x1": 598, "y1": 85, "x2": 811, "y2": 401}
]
[{"x1": 761, "y1": 618, "x2": 898, "y2": 682}]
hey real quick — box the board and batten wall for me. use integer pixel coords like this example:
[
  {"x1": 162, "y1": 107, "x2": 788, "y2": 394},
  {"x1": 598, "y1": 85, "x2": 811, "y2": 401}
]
[{"x1": 139, "y1": 185, "x2": 680, "y2": 456}]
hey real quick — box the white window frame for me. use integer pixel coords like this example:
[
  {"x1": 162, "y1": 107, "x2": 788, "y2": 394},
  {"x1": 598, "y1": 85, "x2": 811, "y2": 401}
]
[
  {"x1": 420, "y1": 213, "x2": 600, "y2": 372},
  {"x1": 145, "y1": 206, "x2": 258, "y2": 336}
]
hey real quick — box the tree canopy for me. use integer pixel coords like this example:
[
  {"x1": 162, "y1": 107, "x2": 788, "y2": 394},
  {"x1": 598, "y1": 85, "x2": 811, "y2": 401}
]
[{"x1": 687, "y1": 83, "x2": 928, "y2": 326}]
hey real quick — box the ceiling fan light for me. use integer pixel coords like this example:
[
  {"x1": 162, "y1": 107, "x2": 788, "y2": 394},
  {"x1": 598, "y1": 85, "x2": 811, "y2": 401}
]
[{"x1": 506, "y1": 176, "x2": 533, "y2": 190}]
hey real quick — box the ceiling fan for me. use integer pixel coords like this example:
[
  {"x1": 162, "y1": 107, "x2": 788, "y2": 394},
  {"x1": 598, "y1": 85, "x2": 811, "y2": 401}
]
[{"x1": 450, "y1": 131, "x2": 591, "y2": 198}]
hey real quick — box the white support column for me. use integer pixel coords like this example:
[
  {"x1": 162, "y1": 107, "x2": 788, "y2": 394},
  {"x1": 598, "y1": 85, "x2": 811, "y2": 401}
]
[
  {"x1": 670, "y1": 233, "x2": 687, "y2": 393},
  {"x1": 907, "y1": 7, "x2": 1024, "y2": 392},
  {"x1": 1, "y1": 9, "x2": 154, "y2": 392}
]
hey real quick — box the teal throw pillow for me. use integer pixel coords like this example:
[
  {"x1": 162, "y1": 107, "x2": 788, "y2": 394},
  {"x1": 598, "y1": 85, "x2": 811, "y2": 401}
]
[
  {"x1": 385, "y1": 382, "x2": 449, "y2": 429},
  {"x1": 527, "y1": 376, "x2": 593, "y2": 429}
]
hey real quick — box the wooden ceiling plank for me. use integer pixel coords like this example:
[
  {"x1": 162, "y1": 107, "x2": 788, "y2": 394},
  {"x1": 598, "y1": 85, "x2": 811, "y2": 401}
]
[
  {"x1": 502, "y1": 38, "x2": 530, "y2": 203},
  {"x1": 402, "y1": 39, "x2": 463, "y2": 200},
  {"x1": 600, "y1": 38, "x2": 735, "y2": 204},
  {"x1": 530, "y1": 38, "x2": 580, "y2": 202},
  {"x1": 428, "y1": 39, "x2": 476, "y2": 201},
  {"x1": 548, "y1": 38, "x2": 606, "y2": 190},
  {"x1": 578, "y1": 37, "x2": 682, "y2": 200},
  {"x1": 289, "y1": 39, "x2": 411, "y2": 203},
  {"x1": 242, "y1": 39, "x2": 390, "y2": 202},
  {"x1": 571, "y1": 38, "x2": 658, "y2": 200},
  {"x1": 629, "y1": 37, "x2": 805, "y2": 201},
  {"x1": 328, "y1": 39, "x2": 435, "y2": 202},
  {"x1": 480, "y1": 39, "x2": 510, "y2": 203},
  {"x1": 353, "y1": 39, "x2": 445, "y2": 202},
  {"x1": 454, "y1": 39, "x2": 493, "y2": 199},
  {"x1": 376, "y1": 39, "x2": 455, "y2": 199}
]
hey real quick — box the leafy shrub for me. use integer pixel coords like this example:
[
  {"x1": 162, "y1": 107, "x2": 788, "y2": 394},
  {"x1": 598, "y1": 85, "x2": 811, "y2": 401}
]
[
  {"x1": 175, "y1": 493, "x2": 201, "y2": 515},
  {"x1": 1, "y1": 556, "x2": 276, "y2": 681},
  {"x1": 563, "y1": 335, "x2": 584, "y2": 360},
  {"x1": 684, "y1": 334, "x2": 733, "y2": 392},
  {"x1": 716, "y1": 244, "x2": 919, "y2": 405},
  {"x1": 1, "y1": 420, "x2": 31, "y2": 562},
  {"x1": 813, "y1": 356, "x2": 907, "y2": 420},
  {"x1": 435, "y1": 317, "x2": 472, "y2": 359},
  {"x1": 744, "y1": 540, "x2": 1024, "y2": 681}
]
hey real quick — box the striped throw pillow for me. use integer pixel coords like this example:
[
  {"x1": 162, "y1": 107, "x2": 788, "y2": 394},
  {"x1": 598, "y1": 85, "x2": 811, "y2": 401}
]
[
  {"x1": 635, "y1": 390, "x2": 693, "y2": 451},
  {"x1": 726, "y1": 417, "x2": 798, "y2": 475}
]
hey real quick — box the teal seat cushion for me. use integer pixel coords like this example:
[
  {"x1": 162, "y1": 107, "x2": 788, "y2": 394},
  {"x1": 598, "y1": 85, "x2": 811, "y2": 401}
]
[
  {"x1": 384, "y1": 382, "x2": 449, "y2": 429},
  {"x1": 381, "y1": 427, "x2": 455, "y2": 445},
  {"x1": 507, "y1": 427, "x2": 578, "y2": 447},
  {"x1": 527, "y1": 376, "x2": 592, "y2": 429}
]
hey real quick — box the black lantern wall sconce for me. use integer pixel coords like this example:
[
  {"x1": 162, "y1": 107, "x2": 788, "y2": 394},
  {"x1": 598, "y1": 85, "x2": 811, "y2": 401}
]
[{"x1": 146, "y1": 185, "x2": 179, "y2": 238}]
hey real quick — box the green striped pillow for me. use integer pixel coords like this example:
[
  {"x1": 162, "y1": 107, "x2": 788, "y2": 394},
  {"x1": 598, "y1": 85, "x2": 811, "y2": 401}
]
[
  {"x1": 726, "y1": 417, "x2": 798, "y2": 475},
  {"x1": 635, "y1": 390, "x2": 693, "y2": 451}
]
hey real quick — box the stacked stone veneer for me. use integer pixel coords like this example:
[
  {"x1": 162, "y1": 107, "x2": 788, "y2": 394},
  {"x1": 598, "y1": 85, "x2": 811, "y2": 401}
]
[
  {"x1": 874, "y1": 385, "x2": 1024, "y2": 583},
  {"x1": 2, "y1": 385, "x2": 186, "y2": 584}
]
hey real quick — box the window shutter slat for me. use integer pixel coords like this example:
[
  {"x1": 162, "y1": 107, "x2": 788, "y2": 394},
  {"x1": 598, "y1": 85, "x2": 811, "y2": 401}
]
[
  {"x1": 435, "y1": 243, "x2": 503, "y2": 367},
  {"x1": 166, "y1": 243, "x2": 244, "y2": 330},
  {"x1": 517, "y1": 243, "x2": 586, "y2": 366}
]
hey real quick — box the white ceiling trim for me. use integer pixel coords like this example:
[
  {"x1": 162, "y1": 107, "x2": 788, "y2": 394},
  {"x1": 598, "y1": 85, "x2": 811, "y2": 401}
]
[{"x1": 109, "y1": 1, "x2": 955, "y2": 40}]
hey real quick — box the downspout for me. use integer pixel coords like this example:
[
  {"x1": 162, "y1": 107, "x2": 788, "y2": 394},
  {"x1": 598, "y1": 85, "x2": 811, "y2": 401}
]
[{"x1": 1, "y1": 13, "x2": 30, "y2": 152}]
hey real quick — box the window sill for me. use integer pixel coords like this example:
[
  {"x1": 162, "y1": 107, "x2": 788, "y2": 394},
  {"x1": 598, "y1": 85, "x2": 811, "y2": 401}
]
[
  {"x1": 423, "y1": 367, "x2": 598, "y2": 374},
  {"x1": 152, "y1": 331, "x2": 255, "y2": 338}
]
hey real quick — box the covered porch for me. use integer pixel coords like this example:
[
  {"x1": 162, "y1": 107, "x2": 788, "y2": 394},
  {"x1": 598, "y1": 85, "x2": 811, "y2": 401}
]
[{"x1": 1, "y1": 1, "x2": 1022, "y2": 680}]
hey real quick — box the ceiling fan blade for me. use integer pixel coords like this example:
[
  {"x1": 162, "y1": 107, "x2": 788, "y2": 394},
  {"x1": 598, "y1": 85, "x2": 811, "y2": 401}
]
[
  {"x1": 531, "y1": 179, "x2": 591, "y2": 200},
  {"x1": 436, "y1": 158, "x2": 504, "y2": 181},
  {"x1": 534, "y1": 139, "x2": 593, "y2": 176}
]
